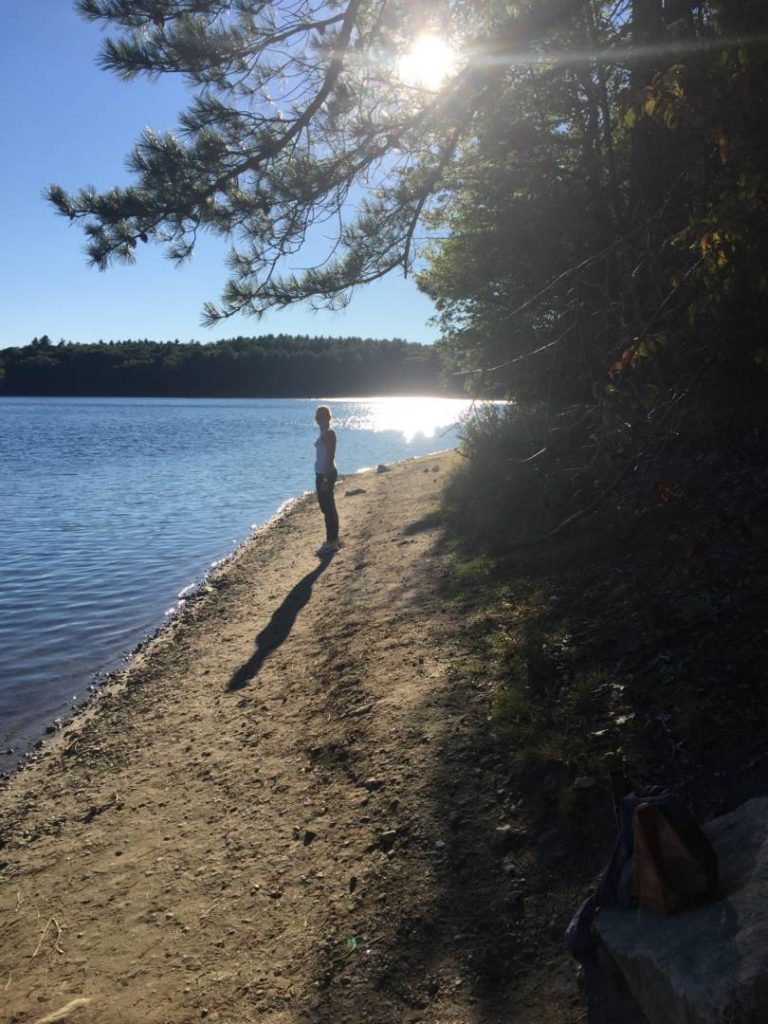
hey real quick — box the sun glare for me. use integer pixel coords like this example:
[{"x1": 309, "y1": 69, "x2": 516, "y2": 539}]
[{"x1": 398, "y1": 34, "x2": 458, "y2": 92}]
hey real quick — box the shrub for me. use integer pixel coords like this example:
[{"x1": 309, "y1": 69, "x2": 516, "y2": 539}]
[{"x1": 443, "y1": 403, "x2": 574, "y2": 551}]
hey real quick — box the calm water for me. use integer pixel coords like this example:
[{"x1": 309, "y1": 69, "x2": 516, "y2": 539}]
[{"x1": 0, "y1": 396, "x2": 471, "y2": 760}]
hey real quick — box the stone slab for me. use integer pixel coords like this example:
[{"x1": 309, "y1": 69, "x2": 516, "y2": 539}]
[{"x1": 595, "y1": 797, "x2": 768, "y2": 1024}]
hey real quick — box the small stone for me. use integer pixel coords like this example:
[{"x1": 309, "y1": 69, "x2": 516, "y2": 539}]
[
  {"x1": 502, "y1": 854, "x2": 521, "y2": 877},
  {"x1": 303, "y1": 830, "x2": 317, "y2": 846},
  {"x1": 379, "y1": 830, "x2": 398, "y2": 852},
  {"x1": 505, "y1": 893, "x2": 525, "y2": 913},
  {"x1": 493, "y1": 824, "x2": 518, "y2": 852},
  {"x1": 573, "y1": 776, "x2": 597, "y2": 789}
]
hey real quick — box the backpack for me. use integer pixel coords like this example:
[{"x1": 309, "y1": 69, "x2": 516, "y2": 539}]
[{"x1": 565, "y1": 785, "x2": 718, "y2": 962}]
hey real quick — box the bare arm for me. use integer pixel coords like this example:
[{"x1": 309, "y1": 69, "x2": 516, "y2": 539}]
[{"x1": 325, "y1": 429, "x2": 337, "y2": 467}]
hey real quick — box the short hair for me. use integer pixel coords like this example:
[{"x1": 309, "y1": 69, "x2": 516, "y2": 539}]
[{"x1": 315, "y1": 405, "x2": 332, "y2": 421}]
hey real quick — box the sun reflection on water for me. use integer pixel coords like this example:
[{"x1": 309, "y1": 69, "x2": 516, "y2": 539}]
[{"x1": 336, "y1": 396, "x2": 476, "y2": 443}]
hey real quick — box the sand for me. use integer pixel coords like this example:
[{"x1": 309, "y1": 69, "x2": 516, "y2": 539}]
[{"x1": 0, "y1": 453, "x2": 581, "y2": 1024}]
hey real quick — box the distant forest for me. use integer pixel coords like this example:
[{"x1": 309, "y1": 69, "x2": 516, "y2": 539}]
[{"x1": 0, "y1": 335, "x2": 454, "y2": 398}]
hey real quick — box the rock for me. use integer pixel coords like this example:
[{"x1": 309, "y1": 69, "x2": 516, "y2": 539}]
[
  {"x1": 501, "y1": 854, "x2": 524, "y2": 878},
  {"x1": 573, "y1": 775, "x2": 597, "y2": 789},
  {"x1": 376, "y1": 464, "x2": 390, "y2": 473},
  {"x1": 594, "y1": 797, "x2": 768, "y2": 1024},
  {"x1": 379, "y1": 830, "x2": 398, "y2": 852},
  {"x1": 583, "y1": 945, "x2": 649, "y2": 1024},
  {"x1": 361, "y1": 777, "x2": 384, "y2": 792},
  {"x1": 493, "y1": 824, "x2": 519, "y2": 853}
]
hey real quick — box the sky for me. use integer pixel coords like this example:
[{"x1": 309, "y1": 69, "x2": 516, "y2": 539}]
[{"x1": 0, "y1": 4, "x2": 440, "y2": 349}]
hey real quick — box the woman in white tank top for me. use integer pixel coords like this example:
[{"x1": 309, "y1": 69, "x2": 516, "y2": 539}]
[{"x1": 314, "y1": 406, "x2": 339, "y2": 553}]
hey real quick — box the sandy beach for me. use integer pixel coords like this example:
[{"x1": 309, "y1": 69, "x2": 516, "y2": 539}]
[{"x1": 1, "y1": 453, "x2": 580, "y2": 1024}]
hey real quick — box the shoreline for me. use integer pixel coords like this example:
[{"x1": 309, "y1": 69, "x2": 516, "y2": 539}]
[
  {"x1": 1, "y1": 452, "x2": 453, "y2": 783},
  {"x1": 0, "y1": 491, "x2": 312, "y2": 781},
  {"x1": 1, "y1": 392, "x2": 472, "y2": 772}
]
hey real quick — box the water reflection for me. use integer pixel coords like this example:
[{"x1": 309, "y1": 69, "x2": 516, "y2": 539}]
[{"x1": 334, "y1": 396, "x2": 475, "y2": 443}]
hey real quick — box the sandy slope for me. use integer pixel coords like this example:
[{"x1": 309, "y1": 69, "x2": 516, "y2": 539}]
[{"x1": 1, "y1": 453, "x2": 581, "y2": 1024}]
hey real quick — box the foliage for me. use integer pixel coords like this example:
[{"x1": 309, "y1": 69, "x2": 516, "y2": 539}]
[
  {"x1": 419, "y1": 0, "x2": 768, "y2": 432},
  {"x1": 443, "y1": 404, "x2": 579, "y2": 548},
  {"x1": 50, "y1": 0, "x2": 512, "y2": 322},
  {"x1": 443, "y1": 443, "x2": 768, "y2": 831},
  {"x1": 0, "y1": 335, "x2": 450, "y2": 397},
  {"x1": 50, "y1": 1, "x2": 768, "y2": 450}
]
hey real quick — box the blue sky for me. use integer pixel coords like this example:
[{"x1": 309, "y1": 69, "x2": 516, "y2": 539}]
[{"x1": 0, "y1": 4, "x2": 439, "y2": 348}]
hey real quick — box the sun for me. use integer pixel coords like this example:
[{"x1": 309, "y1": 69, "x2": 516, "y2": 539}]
[{"x1": 398, "y1": 34, "x2": 458, "y2": 92}]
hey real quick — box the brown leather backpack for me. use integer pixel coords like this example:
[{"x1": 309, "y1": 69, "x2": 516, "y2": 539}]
[{"x1": 631, "y1": 800, "x2": 718, "y2": 914}]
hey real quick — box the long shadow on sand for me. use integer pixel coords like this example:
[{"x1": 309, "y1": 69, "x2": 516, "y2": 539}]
[{"x1": 227, "y1": 553, "x2": 334, "y2": 691}]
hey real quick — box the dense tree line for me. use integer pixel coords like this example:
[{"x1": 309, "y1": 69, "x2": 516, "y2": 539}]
[{"x1": 0, "y1": 335, "x2": 451, "y2": 398}]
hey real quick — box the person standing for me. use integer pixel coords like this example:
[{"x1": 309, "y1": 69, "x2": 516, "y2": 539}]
[{"x1": 314, "y1": 406, "x2": 340, "y2": 553}]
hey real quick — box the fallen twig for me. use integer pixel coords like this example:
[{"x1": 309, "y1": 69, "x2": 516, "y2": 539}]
[
  {"x1": 31, "y1": 997, "x2": 90, "y2": 1024},
  {"x1": 32, "y1": 917, "x2": 64, "y2": 958}
]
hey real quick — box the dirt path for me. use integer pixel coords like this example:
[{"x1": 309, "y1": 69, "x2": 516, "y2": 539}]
[{"x1": 1, "y1": 453, "x2": 581, "y2": 1024}]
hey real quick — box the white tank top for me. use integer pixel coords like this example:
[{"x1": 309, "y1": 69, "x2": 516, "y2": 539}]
[{"x1": 314, "y1": 430, "x2": 333, "y2": 475}]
